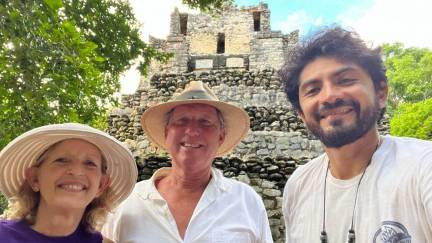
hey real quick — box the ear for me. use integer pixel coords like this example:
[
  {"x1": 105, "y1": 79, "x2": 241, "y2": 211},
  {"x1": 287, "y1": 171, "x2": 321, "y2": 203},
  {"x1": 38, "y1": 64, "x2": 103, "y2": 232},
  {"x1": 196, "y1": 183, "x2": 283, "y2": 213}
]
[
  {"x1": 25, "y1": 167, "x2": 40, "y2": 192},
  {"x1": 218, "y1": 128, "x2": 226, "y2": 146},
  {"x1": 377, "y1": 81, "x2": 388, "y2": 109},
  {"x1": 297, "y1": 110, "x2": 306, "y2": 123},
  {"x1": 96, "y1": 175, "x2": 111, "y2": 197}
]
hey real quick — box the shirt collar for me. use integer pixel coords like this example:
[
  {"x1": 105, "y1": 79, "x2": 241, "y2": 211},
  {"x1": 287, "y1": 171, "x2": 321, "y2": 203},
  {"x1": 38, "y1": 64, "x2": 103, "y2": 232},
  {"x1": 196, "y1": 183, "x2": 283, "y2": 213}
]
[{"x1": 141, "y1": 167, "x2": 232, "y2": 200}]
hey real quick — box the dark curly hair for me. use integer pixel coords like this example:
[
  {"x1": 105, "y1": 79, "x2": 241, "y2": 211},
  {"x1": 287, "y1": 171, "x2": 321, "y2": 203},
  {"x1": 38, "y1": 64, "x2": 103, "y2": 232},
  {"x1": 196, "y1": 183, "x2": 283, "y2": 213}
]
[{"x1": 279, "y1": 26, "x2": 387, "y2": 115}]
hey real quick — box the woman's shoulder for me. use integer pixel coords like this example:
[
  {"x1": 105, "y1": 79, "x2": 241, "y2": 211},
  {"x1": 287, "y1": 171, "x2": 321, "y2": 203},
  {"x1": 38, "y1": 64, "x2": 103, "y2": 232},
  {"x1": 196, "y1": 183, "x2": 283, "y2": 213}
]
[
  {"x1": 0, "y1": 218, "x2": 25, "y2": 230},
  {"x1": 77, "y1": 226, "x2": 104, "y2": 243},
  {"x1": 0, "y1": 219, "x2": 30, "y2": 241}
]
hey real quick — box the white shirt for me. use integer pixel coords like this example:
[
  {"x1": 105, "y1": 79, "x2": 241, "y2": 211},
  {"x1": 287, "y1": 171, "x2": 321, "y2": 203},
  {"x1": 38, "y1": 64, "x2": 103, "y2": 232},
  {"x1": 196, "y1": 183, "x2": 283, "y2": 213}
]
[
  {"x1": 283, "y1": 135, "x2": 432, "y2": 243},
  {"x1": 103, "y1": 167, "x2": 273, "y2": 243}
]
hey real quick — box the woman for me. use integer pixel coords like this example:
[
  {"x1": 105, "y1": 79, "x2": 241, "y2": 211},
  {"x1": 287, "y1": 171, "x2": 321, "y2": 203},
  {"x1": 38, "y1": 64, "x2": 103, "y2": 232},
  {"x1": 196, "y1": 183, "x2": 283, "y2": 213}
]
[{"x1": 0, "y1": 123, "x2": 138, "y2": 242}]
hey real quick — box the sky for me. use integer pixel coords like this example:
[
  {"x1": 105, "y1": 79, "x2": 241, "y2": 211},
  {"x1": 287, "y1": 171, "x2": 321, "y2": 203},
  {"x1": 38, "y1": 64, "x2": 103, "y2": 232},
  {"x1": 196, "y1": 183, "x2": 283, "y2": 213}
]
[{"x1": 120, "y1": 0, "x2": 432, "y2": 94}]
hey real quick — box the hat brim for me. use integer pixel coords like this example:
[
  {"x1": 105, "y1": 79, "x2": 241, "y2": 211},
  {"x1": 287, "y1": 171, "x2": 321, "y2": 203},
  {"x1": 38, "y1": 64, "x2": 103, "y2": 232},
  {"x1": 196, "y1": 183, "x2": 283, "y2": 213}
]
[
  {"x1": 0, "y1": 123, "x2": 137, "y2": 208},
  {"x1": 141, "y1": 100, "x2": 250, "y2": 156}
]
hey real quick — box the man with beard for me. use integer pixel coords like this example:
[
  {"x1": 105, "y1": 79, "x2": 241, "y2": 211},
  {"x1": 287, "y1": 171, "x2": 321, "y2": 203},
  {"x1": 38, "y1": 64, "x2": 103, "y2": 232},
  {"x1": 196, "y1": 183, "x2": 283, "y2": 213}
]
[{"x1": 280, "y1": 27, "x2": 432, "y2": 243}]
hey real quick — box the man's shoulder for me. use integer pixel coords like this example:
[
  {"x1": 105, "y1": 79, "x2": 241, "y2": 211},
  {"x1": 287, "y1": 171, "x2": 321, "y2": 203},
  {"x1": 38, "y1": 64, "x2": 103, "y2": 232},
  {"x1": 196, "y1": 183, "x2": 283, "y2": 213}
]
[
  {"x1": 113, "y1": 179, "x2": 153, "y2": 209},
  {"x1": 216, "y1": 172, "x2": 264, "y2": 200},
  {"x1": 288, "y1": 154, "x2": 326, "y2": 182},
  {"x1": 387, "y1": 135, "x2": 432, "y2": 150},
  {"x1": 384, "y1": 135, "x2": 432, "y2": 161}
]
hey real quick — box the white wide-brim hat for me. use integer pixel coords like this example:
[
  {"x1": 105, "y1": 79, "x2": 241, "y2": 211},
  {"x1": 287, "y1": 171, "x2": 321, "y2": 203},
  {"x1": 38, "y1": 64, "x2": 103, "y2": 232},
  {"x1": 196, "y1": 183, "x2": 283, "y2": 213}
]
[
  {"x1": 141, "y1": 81, "x2": 250, "y2": 156},
  {"x1": 0, "y1": 123, "x2": 138, "y2": 208}
]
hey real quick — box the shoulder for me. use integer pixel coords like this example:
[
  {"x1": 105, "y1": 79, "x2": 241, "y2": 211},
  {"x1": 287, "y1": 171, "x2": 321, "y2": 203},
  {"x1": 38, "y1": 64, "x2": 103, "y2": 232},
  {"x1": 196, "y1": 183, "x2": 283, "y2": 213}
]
[
  {"x1": 111, "y1": 179, "x2": 152, "y2": 211},
  {"x1": 382, "y1": 135, "x2": 432, "y2": 167},
  {"x1": 214, "y1": 170, "x2": 266, "y2": 206},
  {"x1": 384, "y1": 135, "x2": 432, "y2": 153},
  {"x1": 134, "y1": 178, "x2": 152, "y2": 193},
  {"x1": 0, "y1": 219, "x2": 24, "y2": 230},
  {"x1": 282, "y1": 154, "x2": 325, "y2": 207},
  {"x1": 0, "y1": 219, "x2": 28, "y2": 240},
  {"x1": 81, "y1": 229, "x2": 103, "y2": 242},
  {"x1": 287, "y1": 153, "x2": 326, "y2": 186},
  {"x1": 225, "y1": 177, "x2": 260, "y2": 197}
]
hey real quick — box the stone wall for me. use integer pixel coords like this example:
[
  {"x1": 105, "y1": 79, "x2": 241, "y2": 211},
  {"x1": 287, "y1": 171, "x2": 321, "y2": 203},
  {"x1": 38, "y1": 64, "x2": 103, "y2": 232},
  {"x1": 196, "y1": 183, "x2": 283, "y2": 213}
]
[
  {"x1": 147, "y1": 3, "x2": 298, "y2": 75},
  {"x1": 186, "y1": 7, "x2": 252, "y2": 55}
]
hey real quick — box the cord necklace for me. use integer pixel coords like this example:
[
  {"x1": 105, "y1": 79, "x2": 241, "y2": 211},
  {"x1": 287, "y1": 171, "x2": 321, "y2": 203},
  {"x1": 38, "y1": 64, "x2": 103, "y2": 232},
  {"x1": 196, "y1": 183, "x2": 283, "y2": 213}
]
[{"x1": 320, "y1": 140, "x2": 379, "y2": 243}]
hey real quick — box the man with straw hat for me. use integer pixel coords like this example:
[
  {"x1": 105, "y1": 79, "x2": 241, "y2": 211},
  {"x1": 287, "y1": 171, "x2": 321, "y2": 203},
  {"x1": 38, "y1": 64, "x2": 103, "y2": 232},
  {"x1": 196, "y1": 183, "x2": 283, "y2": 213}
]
[{"x1": 103, "y1": 81, "x2": 273, "y2": 243}]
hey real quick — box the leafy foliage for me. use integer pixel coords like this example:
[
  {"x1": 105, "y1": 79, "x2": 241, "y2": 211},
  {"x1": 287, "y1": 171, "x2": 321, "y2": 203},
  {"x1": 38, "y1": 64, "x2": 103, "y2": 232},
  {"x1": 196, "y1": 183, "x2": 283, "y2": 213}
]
[
  {"x1": 390, "y1": 98, "x2": 432, "y2": 140},
  {"x1": 382, "y1": 43, "x2": 432, "y2": 115},
  {"x1": 0, "y1": 194, "x2": 6, "y2": 214},
  {"x1": 0, "y1": 0, "x2": 170, "y2": 149},
  {"x1": 182, "y1": 0, "x2": 233, "y2": 13}
]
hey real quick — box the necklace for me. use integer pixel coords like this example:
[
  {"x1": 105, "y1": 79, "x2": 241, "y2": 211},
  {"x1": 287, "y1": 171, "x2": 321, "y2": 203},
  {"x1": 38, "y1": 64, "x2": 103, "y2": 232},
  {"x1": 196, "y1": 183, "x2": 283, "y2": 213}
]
[{"x1": 320, "y1": 140, "x2": 380, "y2": 243}]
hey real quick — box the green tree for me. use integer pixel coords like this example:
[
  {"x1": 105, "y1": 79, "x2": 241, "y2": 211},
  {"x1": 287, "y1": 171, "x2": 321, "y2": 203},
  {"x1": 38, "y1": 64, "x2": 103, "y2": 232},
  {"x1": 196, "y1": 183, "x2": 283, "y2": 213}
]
[
  {"x1": 0, "y1": 0, "x2": 230, "y2": 215},
  {"x1": 390, "y1": 98, "x2": 432, "y2": 140},
  {"x1": 0, "y1": 0, "x2": 170, "y2": 149},
  {"x1": 382, "y1": 43, "x2": 432, "y2": 115},
  {"x1": 182, "y1": 0, "x2": 233, "y2": 12},
  {"x1": 0, "y1": 193, "x2": 7, "y2": 214}
]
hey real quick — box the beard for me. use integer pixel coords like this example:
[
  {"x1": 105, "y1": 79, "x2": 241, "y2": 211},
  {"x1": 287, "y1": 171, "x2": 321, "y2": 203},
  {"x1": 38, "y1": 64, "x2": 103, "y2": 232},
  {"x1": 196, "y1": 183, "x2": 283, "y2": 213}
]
[{"x1": 305, "y1": 98, "x2": 381, "y2": 148}]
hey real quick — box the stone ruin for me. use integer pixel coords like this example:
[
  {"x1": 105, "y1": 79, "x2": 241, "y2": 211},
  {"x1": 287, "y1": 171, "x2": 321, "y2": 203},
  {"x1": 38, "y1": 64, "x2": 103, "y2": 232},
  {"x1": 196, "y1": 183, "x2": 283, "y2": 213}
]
[{"x1": 108, "y1": 3, "x2": 390, "y2": 242}]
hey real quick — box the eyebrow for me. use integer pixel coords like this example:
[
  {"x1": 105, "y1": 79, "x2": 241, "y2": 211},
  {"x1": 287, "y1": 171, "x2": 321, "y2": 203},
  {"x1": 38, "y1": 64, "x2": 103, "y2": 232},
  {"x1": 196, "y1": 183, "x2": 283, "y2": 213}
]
[{"x1": 300, "y1": 66, "x2": 357, "y2": 88}]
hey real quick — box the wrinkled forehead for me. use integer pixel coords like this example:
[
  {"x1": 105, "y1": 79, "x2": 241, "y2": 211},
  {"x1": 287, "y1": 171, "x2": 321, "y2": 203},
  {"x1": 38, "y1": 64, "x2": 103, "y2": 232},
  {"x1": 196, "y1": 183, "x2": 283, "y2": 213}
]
[{"x1": 171, "y1": 103, "x2": 219, "y2": 116}]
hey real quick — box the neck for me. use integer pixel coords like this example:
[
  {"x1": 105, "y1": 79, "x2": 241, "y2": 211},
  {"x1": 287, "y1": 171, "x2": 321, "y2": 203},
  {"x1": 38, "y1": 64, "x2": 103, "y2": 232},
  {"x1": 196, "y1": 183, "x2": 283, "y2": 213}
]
[
  {"x1": 31, "y1": 202, "x2": 85, "y2": 236},
  {"x1": 324, "y1": 128, "x2": 380, "y2": 180},
  {"x1": 162, "y1": 164, "x2": 212, "y2": 192}
]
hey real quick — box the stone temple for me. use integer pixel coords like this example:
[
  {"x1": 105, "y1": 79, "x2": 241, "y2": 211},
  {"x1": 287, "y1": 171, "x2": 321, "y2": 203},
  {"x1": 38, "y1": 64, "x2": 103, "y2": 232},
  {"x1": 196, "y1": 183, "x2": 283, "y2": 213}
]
[{"x1": 108, "y1": 3, "x2": 389, "y2": 242}]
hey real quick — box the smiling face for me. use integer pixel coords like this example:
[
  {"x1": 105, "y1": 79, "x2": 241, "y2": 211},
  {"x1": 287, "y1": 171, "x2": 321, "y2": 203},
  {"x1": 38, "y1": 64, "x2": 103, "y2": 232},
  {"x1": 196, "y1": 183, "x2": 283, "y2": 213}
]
[
  {"x1": 298, "y1": 57, "x2": 387, "y2": 148},
  {"x1": 164, "y1": 104, "x2": 225, "y2": 171},
  {"x1": 26, "y1": 139, "x2": 109, "y2": 213}
]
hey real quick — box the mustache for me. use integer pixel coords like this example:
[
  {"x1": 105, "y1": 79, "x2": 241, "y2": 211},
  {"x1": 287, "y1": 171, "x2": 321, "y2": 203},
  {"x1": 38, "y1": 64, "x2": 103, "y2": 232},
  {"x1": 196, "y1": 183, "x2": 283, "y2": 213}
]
[{"x1": 314, "y1": 98, "x2": 360, "y2": 120}]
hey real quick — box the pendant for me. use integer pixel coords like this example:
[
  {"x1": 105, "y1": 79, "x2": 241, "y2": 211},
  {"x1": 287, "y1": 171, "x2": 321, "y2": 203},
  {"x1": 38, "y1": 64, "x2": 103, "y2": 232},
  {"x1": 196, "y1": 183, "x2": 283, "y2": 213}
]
[
  {"x1": 320, "y1": 231, "x2": 328, "y2": 243},
  {"x1": 347, "y1": 229, "x2": 355, "y2": 243}
]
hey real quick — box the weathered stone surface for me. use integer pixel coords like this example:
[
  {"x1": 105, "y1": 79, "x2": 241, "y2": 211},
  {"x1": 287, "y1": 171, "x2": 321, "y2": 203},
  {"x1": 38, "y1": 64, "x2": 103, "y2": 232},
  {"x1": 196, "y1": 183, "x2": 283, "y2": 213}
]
[
  {"x1": 195, "y1": 59, "x2": 213, "y2": 69},
  {"x1": 263, "y1": 189, "x2": 282, "y2": 197},
  {"x1": 226, "y1": 57, "x2": 244, "y2": 68}
]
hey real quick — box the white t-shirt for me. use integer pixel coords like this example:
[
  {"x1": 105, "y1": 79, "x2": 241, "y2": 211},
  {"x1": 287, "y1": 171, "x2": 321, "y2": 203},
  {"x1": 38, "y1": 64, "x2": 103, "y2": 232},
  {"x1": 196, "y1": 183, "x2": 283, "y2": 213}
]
[
  {"x1": 283, "y1": 135, "x2": 432, "y2": 243},
  {"x1": 103, "y1": 167, "x2": 273, "y2": 243}
]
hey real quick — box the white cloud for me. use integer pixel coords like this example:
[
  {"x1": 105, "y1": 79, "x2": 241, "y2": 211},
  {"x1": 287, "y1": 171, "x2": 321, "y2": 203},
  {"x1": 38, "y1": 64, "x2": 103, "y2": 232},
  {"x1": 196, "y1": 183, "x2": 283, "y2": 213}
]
[
  {"x1": 275, "y1": 10, "x2": 323, "y2": 35},
  {"x1": 120, "y1": 0, "x2": 197, "y2": 94},
  {"x1": 338, "y1": 0, "x2": 432, "y2": 49}
]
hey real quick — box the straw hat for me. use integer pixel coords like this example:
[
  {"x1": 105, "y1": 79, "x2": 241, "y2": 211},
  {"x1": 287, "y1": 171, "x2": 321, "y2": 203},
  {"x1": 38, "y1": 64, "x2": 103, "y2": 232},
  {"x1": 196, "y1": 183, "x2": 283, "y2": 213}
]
[
  {"x1": 0, "y1": 123, "x2": 137, "y2": 208},
  {"x1": 141, "y1": 81, "x2": 250, "y2": 156}
]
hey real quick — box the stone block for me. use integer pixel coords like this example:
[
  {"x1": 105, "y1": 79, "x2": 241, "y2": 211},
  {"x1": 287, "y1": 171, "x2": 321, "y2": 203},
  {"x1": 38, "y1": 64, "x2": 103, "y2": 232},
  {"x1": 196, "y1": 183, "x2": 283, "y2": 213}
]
[
  {"x1": 226, "y1": 57, "x2": 244, "y2": 68},
  {"x1": 195, "y1": 59, "x2": 213, "y2": 69},
  {"x1": 263, "y1": 188, "x2": 282, "y2": 197}
]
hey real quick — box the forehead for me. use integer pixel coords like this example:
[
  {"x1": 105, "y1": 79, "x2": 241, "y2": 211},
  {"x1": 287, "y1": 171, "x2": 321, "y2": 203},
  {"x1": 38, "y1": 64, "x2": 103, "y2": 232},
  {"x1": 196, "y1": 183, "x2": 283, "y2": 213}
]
[
  {"x1": 299, "y1": 57, "x2": 369, "y2": 84},
  {"x1": 45, "y1": 138, "x2": 101, "y2": 155},
  {"x1": 171, "y1": 104, "x2": 219, "y2": 117}
]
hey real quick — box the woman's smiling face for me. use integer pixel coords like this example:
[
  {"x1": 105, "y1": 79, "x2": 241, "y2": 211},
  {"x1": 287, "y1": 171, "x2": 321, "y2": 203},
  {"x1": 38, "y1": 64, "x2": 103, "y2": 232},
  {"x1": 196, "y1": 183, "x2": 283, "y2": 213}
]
[{"x1": 26, "y1": 138, "x2": 109, "y2": 212}]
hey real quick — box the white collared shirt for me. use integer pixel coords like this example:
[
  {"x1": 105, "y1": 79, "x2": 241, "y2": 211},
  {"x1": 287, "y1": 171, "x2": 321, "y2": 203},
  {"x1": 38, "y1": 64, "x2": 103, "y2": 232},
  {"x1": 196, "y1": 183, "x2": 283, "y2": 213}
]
[{"x1": 103, "y1": 167, "x2": 273, "y2": 243}]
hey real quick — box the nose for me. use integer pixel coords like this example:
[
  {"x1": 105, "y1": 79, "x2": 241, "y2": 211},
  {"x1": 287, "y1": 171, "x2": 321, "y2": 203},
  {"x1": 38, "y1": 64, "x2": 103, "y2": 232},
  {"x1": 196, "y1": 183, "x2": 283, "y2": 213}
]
[
  {"x1": 319, "y1": 82, "x2": 342, "y2": 105},
  {"x1": 184, "y1": 121, "x2": 201, "y2": 137},
  {"x1": 66, "y1": 160, "x2": 85, "y2": 176}
]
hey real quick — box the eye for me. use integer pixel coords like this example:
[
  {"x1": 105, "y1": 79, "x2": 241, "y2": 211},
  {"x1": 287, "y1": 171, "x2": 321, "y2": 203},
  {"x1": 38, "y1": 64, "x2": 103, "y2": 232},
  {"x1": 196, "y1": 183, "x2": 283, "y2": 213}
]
[
  {"x1": 303, "y1": 86, "x2": 320, "y2": 97},
  {"x1": 199, "y1": 119, "x2": 213, "y2": 127},
  {"x1": 172, "y1": 117, "x2": 188, "y2": 126},
  {"x1": 338, "y1": 78, "x2": 356, "y2": 85},
  {"x1": 54, "y1": 157, "x2": 69, "y2": 164},
  {"x1": 84, "y1": 160, "x2": 98, "y2": 168}
]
